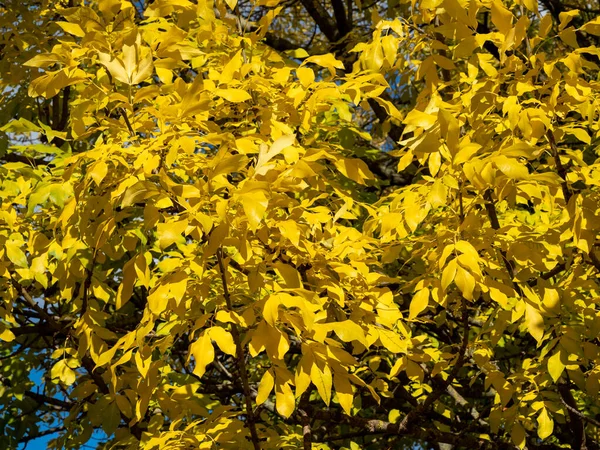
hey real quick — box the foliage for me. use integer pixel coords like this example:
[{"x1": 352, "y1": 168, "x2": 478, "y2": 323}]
[{"x1": 1, "y1": 0, "x2": 600, "y2": 449}]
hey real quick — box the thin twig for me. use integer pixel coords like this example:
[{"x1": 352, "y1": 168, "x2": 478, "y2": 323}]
[
  {"x1": 119, "y1": 107, "x2": 137, "y2": 141},
  {"x1": 558, "y1": 384, "x2": 600, "y2": 428},
  {"x1": 216, "y1": 248, "x2": 261, "y2": 450}
]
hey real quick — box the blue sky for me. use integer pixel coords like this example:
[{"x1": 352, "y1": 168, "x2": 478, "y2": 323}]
[{"x1": 17, "y1": 369, "x2": 106, "y2": 450}]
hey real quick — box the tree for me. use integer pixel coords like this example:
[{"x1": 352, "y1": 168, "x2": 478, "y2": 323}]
[{"x1": 1, "y1": 0, "x2": 600, "y2": 448}]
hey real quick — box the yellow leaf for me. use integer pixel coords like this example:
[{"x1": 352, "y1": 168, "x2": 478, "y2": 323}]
[
  {"x1": 278, "y1": 220, "x2": 301, "y2": 246},
  {"x1": 537, "y1": 408, "x2": 553, "y2": 440},
  {"x1": 24, "y1": 53, "x2": 63, "y2": 68},
  {"x1": 567, "y1": 128, "x2": 591, "y2": 144},
  {"x1": 427, "y1": 180, "x2": 447, "y2": 208},
  {"x1": 225, "y1": 0, "x2": 238, "y2": 10},
  {"x1": 6, "y1": 242, "x2": 28, "y2": 268},
  {"x1": 365, "y1": 41, "x2": 384, "y2": 71},
  {"x1": 237, "y1": 186, "x2": 269, "y2": 231},
  {"x1": 303, "y1": 53, "x2": 344, "y2": 77},
  {"x1": 0, "y1": 327, "x2": 15, "y2": 342},
  {"x1": 442, "y1": 259, "x2": 457, "y2": 291},
  {"x1": 511, "y1": 422, "x2": 526, "y2": 448},
  {"x1": 311, "y1": 362, "x2": 333, "y2": 406},
  {"x1": 190, "y1": 332, "x2": 214, "y2": 378},
  {"x1": 295, "y1": 352, "x2": 313, "y2": 398},
  {"x1": 215, "y1": 88, "x2": 252, "y2": 103},
  {"x1": 381, "y1": 35, "x2": 398, "y2": 66},
  {"x1": 121, "y1": 180, "x2": 159, "y2": 207},
  {"x1": 296, "y1": 67, "x2": 314, "y2": 87},
  {"x1": 406, "y1": 359, "x2": 424, "y2": 381},
  {"x1": 57, "y1": 22, "x2": 85, "y2": 37},
  {"x1": 378, "y1": 328, "x2": 407, "y2": 353},
  {"x1": 547, "y1": 351, "x2": 565, "y2": 382},
  {"x1": 523, "y1": 0, "x2": 537, "y2": 11},
  {"x1": 116, "y1": 395, "x2": 133, "y2": 419},
  {"x1": 330, "y1": 321, "x2": 367, "y2": 346},
  {"x1": 453, "y1": 142, "x2": 481, "y2": 165},
  {"x1": 116, "y1": 256, "x2": 136, "y2": 310},
  {"x1": 287, "y1": 48, "x2": 309, "y2": 58},
  {"x1": 525, "y1": 303, "x2": 544, "y2": 343},
  {"x1": 454, "y1": 266, "x2": 475, "y2": 300},
  {"x1": 493, "y1": 155, "x2": 529, "y2": 179},
  {"x1": 397, "y1": 150, "x2": 414, "y2": 171},
  {"x1": 274, "y1": 262, "x2": 302, "y2": 289},
  {"x1": 456, "y1": 253, "x2": 482, "y2": 278},
  {"x1": 333, "y1": 373, "x2": 353, "y2": 415},
  {"x1": 51, "y1": 359, "x2": 77, "y2": 386},
  {"x1": 389, "y1": 409, "x2": 401, "y2": 423},
  {"x1": 264, "y1": 324, "x2": 291, "y2": 360},
  {"x1": 211, "y1": 153, "x2": 248, "y2": 178},
  {"x1": 539, "y1": 14, "x2": 553, "y2": 38},
  {"x1": 98, "y1": 53, "x2": 130, "y2": 84},
  {"x1": 131, "y1": 53, "x2": 154, "y2": 85},
  {"x1": 404, "y1": 199, "x2": 429, "y2": 232},
  {"x1": 559, "y1": 9, "x2": 579, "y2": 31},
  {"x1": 134, "y1": 253, "x2": 151, "y2": 289},
  {"x1": 255, "y1": 135, "x2": 295, "y2": 176},
  {"x1": 334, "y1": 157, "x2": 374, "y2": 185},
  {"x1": 581, "y1": 16, "x2": 600, "y2": 35},
  {"x1": 157, "y1": 219, "x2": 188, "y2": 249},
  {"x1": 215, "y1": 310, "x2": 247, "y2": 327},
  {"x1": 256, "y1": 369, "x2": 275, "y2": 405},
  {"x1": 208, "y1": 326, "x2": 236, "y2": 356},
  {"x1": 275, "y1": 381, "x2": 295, "y2": 417},
  {"x1": 491, "y1": 0, "x2": 513, "y2": 35},
  {"x1": 403, "y1": 109, "x2": 437, "y2": 129},
  {"x1": 455, "y1": 240, "x2": 479, "y2": 260},
  {"x1": 409, "y1": 288, "x2": 429, "y2": 320},
  {"x1": 263, "y1": 294, "x2": 281, "y2": 327},
  {"x1": 89, "y1": 161, "x2": 108, "y2": 186}
]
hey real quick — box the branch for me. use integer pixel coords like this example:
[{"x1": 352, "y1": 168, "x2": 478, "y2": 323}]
[
  {"x1": 18, "y1": 426, "x2": 66, "y2": 444},
  {"x1": 589, "y1": 248, "x2": 600, "y2": 273},
  {"x1": 298, "y1": 0, "x2": 340, "y2": 42},
  {"x1": 298, "y1": 408, "x2": 312, "y2": 450},
  {"x1": 397, "y1": 297, "x2": 470, "y2": 433},
  {"x1": 1, "y1": 153, "x2": 48, "y2": 166},
  {"x1": 57, "y1": 85, "x2": 71, "y2": 132},
  {"x1": 483, "y1": 190, "x2": 522, "y2": 295},
  {"x1": 80, "y1": 355, "x2": 145, "y2": 440},
  {"x1": 313, "y1": 408, "x2": 515, "y2": 449},
  {"x1": 10, "y1": 277, "x2": 61, "y2": 332},
  {"x1": 80, "y1": 260, "x2": 94, "y2": 315},
  {"x1": 119, "y1": 107, "x2": 137, "y2": 141},
  {"x1": 557, "y1": 383, "x2": 588, "y2": 450},
  {"x1": 546, "y1": 130, "x2": 572, "y2": 203},
  {"x1": 559, "y1": 383, "x2": 600, "y2": 429},
  {"x1": 24, "y1": 391, "x2": 72, "y2": 409},
  {"x1": 331, "y1": 0, "x2": 350, "y2": 36},
  {"x1": 527, "y1": 262, "x2": 568, "y2": 286},
  {"x1": 216, "y1": 248, "x2": 261, "y2": 450},
  {"x1": 367, "y1": 97, "x2": 403, "y2": 142}
]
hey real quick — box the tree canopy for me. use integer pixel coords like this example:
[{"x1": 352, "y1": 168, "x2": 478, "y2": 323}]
[{"x1": 1, "y1": 0, "x2": 600, "y2": 449}]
